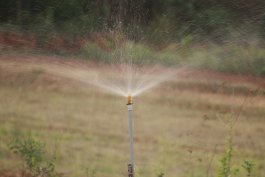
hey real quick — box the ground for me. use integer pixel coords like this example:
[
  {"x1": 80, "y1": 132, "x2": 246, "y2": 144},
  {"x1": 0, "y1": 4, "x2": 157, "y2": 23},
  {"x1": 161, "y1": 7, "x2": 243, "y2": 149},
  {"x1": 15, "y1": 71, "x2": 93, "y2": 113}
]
[{"x1": 0, "y1": 55, "x2": 264, "y2": 177}]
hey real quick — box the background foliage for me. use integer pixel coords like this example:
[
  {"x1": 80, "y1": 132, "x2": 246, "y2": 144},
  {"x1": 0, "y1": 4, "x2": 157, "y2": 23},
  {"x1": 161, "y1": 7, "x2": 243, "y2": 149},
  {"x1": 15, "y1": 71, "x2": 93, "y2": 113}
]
[
  {"x1": 1, "y1": 0, "x2": 265, "y2": 41},
  {"x1": 0, "y1": 0, "x2": 265, "y2": 76}
]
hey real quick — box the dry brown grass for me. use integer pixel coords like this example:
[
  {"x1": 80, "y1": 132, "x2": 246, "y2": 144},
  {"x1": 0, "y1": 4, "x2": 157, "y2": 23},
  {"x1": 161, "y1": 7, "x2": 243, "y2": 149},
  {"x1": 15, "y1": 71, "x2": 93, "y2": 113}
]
[{"x1": 0, "y1": 56, "x2": 264, "y2": 177}]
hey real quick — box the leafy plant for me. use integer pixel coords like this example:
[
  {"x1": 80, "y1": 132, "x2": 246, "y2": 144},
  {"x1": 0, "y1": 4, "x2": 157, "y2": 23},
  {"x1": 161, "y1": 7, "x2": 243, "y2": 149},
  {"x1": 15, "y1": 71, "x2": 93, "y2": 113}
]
[
  {"x1": 157, "y1": 172, "x2": 165, "y2": 177},
  {"x1": 216, "y1": 90, "x2": 257, "y2": 177},
  {"x1": 85, "y1": 167, "x2": 97, "y2": 177},
  {"x1": 9, "y1": 137, "x2": 58, "y2": 177},
  {"x1": 242, "y1": 160, "x2": 254, "y2": 177},
  {"x1": 217, "y1": 120, "x2": 234, "y2": 177}
]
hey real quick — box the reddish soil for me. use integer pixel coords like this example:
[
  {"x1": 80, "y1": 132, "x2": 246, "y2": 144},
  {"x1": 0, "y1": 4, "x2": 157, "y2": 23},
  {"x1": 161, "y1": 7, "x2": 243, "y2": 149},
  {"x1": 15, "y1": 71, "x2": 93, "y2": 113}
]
[
  {"x1": 0, "y1": 31, "x2": 85, "y2": 53},
  {"x1": 0, "y1": 31, "x2": 128, "y2": 53}
]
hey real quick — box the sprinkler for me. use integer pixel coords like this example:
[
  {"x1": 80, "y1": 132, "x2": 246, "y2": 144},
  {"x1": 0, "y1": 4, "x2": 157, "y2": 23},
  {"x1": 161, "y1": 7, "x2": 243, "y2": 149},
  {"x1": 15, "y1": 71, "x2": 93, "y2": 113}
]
[{"x1": 127, "y1": 93, "x2": 135, "y2": 177}]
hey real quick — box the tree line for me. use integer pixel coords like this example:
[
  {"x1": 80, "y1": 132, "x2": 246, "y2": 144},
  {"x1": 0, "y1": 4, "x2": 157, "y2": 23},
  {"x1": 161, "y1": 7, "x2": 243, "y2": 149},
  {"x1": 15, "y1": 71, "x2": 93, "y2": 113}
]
[{"x1": 0, "y1": 0, "x2": 265, "y2": 41}]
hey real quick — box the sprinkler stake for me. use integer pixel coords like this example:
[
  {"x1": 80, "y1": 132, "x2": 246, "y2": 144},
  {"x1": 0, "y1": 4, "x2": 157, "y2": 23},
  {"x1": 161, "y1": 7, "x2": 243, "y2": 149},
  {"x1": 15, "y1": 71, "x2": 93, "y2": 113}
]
[{"x1": 127, "y1": 94, "x2": 134, "y2": 177}]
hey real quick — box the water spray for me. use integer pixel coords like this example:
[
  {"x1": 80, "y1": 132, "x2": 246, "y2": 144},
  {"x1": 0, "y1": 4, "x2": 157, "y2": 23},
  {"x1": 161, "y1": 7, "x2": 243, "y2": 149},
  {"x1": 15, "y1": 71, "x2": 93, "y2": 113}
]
[
  {"x1": 0, "y1": 57, "x2": 181, "y2": 177},
  {"x1": 127, "y1": 93, "x2": 135, "y2": 177}
]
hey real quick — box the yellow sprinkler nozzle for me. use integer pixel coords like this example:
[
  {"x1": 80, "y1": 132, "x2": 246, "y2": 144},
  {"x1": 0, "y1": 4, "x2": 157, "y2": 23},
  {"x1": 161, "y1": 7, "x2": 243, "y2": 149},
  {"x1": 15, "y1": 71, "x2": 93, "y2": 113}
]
[{"x1": 127, "y1": 94, "x2": 133, "y2": 105}]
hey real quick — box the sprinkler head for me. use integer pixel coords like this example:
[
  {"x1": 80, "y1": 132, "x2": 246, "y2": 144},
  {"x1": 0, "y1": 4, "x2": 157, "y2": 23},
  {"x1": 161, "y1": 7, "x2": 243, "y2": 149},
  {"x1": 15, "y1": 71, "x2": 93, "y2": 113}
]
[{"x1": 127, "y1": 94, "x2": 133, "y2": 105}]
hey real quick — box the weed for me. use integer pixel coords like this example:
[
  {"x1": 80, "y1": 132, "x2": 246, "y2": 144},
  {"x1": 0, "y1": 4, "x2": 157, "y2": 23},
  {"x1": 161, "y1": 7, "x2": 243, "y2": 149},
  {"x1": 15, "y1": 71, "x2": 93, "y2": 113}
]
[
  {"x1": 9, "y1": 137, "x2": 59, "y2": 177},
  {"x1": 217, "y1": 126, "x2": 234, "y2": 177},
  {"x1": 242, "y1": 160, "x2": 254, "y2": 177},
  {"x1": 84, "y1": 167, "x2": 97, "y2": 177},
  {"x1": 216, "y1": 89, "x2": 257, "y2": 177},
  {"x1": 157, "y1": 172, "x2": 165, "y2": 177}
]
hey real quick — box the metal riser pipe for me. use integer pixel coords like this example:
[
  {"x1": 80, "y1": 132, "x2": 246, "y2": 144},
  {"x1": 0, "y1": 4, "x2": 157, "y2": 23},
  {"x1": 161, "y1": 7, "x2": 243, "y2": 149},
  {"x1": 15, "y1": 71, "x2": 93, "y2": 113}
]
[{"x1": 127, "y1": 94, "x2": 134, "y2": 177}]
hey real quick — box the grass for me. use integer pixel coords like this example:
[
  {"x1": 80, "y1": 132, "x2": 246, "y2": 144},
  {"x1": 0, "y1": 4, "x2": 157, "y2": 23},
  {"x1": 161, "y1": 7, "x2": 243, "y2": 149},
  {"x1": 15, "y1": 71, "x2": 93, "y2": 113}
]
[{"x1": 0, "y1": 57, "x2": 265, "y2": 177}]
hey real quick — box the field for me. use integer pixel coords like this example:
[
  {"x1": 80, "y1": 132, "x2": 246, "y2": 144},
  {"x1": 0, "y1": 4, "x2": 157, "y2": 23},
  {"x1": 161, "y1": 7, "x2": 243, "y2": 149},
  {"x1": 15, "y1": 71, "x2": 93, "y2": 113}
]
[{"x1": 0, "y1": 55, "x2": 265, "y2": 177}]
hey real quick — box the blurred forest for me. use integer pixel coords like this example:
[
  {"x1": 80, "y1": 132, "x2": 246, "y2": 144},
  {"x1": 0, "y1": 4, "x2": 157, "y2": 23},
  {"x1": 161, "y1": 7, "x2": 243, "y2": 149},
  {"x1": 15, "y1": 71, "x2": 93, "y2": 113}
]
[
  {"x1": 1, "y1": 0, "x2": 265, "y2": 42},
  {"x1": 1, "y1": 0, "x2": 265, "y2": 76}
]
